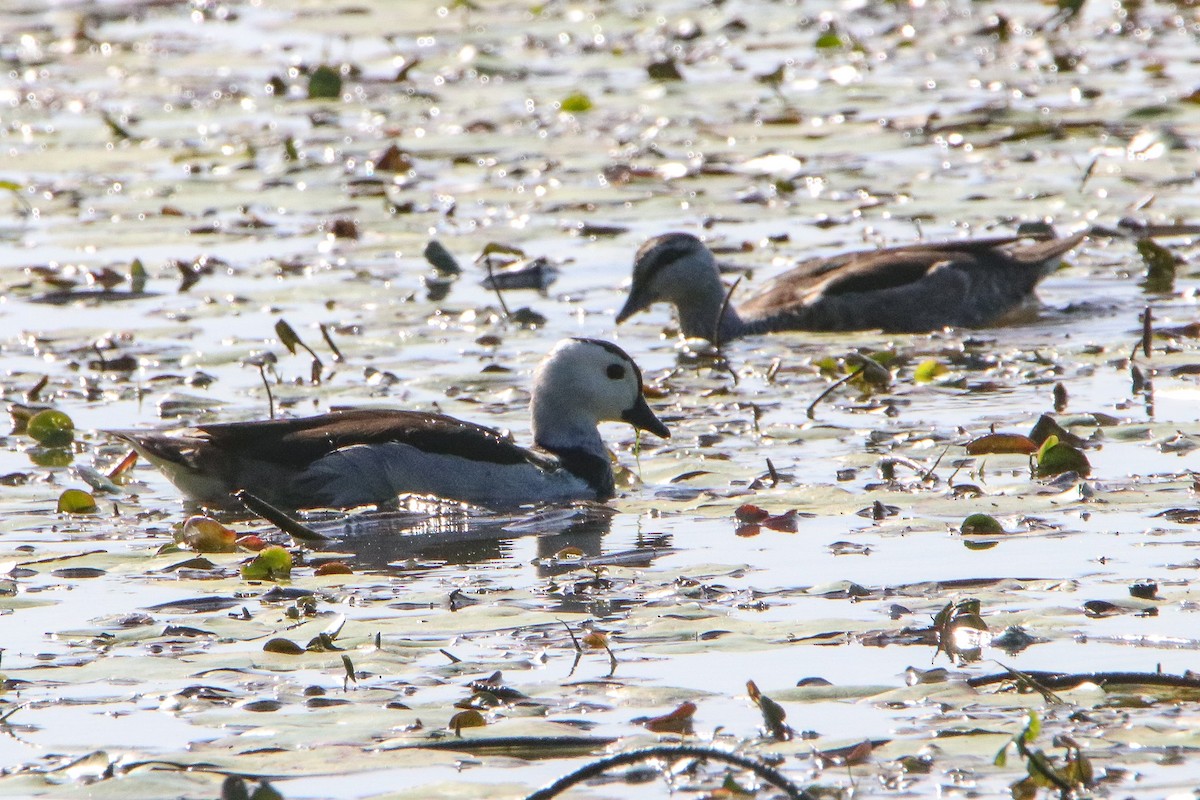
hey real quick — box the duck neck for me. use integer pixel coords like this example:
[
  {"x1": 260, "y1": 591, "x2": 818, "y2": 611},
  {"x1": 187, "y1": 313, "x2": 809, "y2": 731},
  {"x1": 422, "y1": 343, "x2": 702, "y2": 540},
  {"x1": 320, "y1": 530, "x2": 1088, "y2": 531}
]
[
  {"x1": 532, "y1": 418, "x2": 605, "y2": 460},
  {"x1": 676, "y1": 282, "x2": 744, "y2": 343},
  {"x1": 532, "y1": 417, "x2": 614, "y2": 499}
]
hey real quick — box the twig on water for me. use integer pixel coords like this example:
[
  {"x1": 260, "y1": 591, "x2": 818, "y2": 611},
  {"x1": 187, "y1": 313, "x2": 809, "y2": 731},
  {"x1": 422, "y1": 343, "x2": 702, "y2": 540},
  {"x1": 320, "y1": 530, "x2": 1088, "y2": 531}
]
[
  {"x1": 320, "y1": 323, "x2": 345, "y2": 362},
  {"x1": 257, "y1": 363, "x2": 275, "y2": 419},
  {"x1": 484, "y1": 259, "x2": 511, "y2": 319},
  {"x1": 525, "y1": 744, "x2": 814, "y2": 800},
  {"x1": 806, "y1": 365, "x2": 866, "y2": 419}
]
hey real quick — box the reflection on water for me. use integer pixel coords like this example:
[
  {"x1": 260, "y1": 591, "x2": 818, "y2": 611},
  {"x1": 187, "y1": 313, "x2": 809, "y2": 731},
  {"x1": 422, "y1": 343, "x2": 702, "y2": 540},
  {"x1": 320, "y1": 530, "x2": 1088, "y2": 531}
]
[{"x1": 310, "y1": 500, "x2": 620, "y2": 571}]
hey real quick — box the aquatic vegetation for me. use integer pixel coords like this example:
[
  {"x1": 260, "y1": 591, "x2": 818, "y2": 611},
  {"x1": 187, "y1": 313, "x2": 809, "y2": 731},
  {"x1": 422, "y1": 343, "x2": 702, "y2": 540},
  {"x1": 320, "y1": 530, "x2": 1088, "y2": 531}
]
[{"x1": 0, "y1": 0, "x2": 1199, "y2": 797}]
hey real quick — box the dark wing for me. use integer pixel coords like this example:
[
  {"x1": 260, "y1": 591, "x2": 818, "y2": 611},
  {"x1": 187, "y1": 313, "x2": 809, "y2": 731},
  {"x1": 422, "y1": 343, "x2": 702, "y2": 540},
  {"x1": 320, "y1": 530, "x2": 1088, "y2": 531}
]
[
  {"x1": 195, "y1": 409, "x2": 535, "y2": 468},
  {"x1": 741, "y1": 237, "x2": 1027, "y2": 317}
]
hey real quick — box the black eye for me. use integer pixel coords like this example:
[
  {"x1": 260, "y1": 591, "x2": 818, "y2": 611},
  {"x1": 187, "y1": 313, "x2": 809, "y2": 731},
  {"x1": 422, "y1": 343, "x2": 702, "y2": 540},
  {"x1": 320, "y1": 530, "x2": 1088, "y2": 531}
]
[{"x1": 607, "y1": 364, "x2": 625, "y2": 380}]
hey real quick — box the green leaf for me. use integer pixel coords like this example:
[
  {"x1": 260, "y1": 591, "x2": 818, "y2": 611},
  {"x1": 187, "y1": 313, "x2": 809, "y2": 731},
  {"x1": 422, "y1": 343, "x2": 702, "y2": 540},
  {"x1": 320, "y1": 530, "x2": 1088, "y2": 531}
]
[
  {"x1": 1023, "y1": 710, "x2": 1041, "y2": 743},
  {"x1": 28, "y1": 409, "x2": 75, "y2": 447},
  {"x1": 129, "y1": 258, "x2": 147, "y2": 293},
  {"x1": 307, "y1": 65, "x2": 342, "y2": 99},
  {"x1": 559, "y1": 91, "x2": 593, "y2": 113},
  {"x1": 815, "y1": 24, "x2": 847, "y2": 49},
  {"x1": 1136, "y1": 238, "x2": 1178, "y2": 294},
  {"x1": 249, "y1": 782, "x2": 284, "y2": 800},
  {"x1": 913, "y1": 359, "x2": 948, "y2": 383},
  {"x1": 57, "y1": 488, "x2": 98, "y2": 514},
  {"x1": 274, "y1": 318, "x2": 303, "y2": 355},
  {"x1": 961, "y1": 513, "x2": 1004, "y2": 535},
  {"x1": 242, "y1": 545, "x2": 293, "y2": 581},
  {"x1": 449, "y1": 709, "x2": 487, "y2": 733},
  {"x1": 1036, "y1": 438, "x2": 1091, "y2": 478}
]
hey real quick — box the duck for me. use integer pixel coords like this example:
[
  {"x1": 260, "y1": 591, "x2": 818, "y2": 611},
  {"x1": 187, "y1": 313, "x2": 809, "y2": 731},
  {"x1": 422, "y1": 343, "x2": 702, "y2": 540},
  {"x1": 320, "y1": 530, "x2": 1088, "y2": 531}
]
[
  {"x1": 108, "y1": 338, "x2": 669, "y2": 511},
  {"x1": 616, "y1": 230, "x2": 1086, "y2": 341}
]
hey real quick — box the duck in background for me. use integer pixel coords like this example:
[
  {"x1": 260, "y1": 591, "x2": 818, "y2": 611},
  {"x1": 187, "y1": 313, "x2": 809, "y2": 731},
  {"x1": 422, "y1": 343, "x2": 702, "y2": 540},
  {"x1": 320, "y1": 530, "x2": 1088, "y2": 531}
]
[
  {"x1": 109, "y1": 338, "x2": 669, "y2": 511},
  {"x1": 617, "y1": 230, "x2": 1086, "y2": 341}
]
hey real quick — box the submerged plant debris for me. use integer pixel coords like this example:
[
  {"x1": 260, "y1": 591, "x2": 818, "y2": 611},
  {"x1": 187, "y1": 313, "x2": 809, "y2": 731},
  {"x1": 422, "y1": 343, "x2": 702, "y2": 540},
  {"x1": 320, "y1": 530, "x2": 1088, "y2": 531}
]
[{"x1": 1, "y1": 0, "x2": 1199, "y2": 798}]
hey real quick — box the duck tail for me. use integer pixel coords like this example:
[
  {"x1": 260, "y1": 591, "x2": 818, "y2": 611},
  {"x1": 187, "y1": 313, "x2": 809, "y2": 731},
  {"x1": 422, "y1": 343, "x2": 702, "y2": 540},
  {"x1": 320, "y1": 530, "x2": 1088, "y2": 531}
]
[{"x1": 1010, "y1": 230, "x2": 1087, "y2": 265}]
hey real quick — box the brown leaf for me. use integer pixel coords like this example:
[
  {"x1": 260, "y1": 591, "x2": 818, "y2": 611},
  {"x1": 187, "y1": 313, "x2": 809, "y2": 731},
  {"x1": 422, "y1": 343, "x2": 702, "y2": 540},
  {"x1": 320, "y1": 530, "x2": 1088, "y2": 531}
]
[
  {"x1": 636, "y1": 701, "x2": 696, "y2": 735},
  {"x1": 762, "y1": 509, "x2": 799, "y2": 532},
  {"x1": 735, "y1": 503, "x2": 770, "y2": 523},
  {"x1": 964, "y1": 433, "x2": 1038, "y2": 455}
]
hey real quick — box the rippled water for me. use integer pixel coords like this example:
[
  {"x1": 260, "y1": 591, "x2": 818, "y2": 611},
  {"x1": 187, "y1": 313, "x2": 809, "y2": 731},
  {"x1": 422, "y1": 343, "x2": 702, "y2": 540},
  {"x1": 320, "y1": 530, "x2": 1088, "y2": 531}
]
[{"x1": 2, "y1": 0, "x2": 1199, "y2": 797}]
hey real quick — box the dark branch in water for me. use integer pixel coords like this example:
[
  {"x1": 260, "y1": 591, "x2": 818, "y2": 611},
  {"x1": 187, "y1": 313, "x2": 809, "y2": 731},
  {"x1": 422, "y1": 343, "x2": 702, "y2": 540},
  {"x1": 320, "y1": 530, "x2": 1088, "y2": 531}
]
[
  {"x1": 257, "y1": 364, "x2": 275, "y2": 419},
  {"x1": 969, "y1": 669, "x2": 1200, "y2": 691},
  {"x1": 712, "y1": 276, "x2": 741, "y2": 353},
  {"x1": 484, "y1": 259, "x2": 511, "y2": 319},
  {"x1": 525, "y1": 744, "x2": 814, "y2": 800},
  {"x1": 320, "y1": 322, "x2": 344, "y2": 362},
  {"x1": 807, "y1": 365, "x2": 866, "y2": 420},
  {"x1": 234, "y1": 489, "x2": 329, "y2": 544}
]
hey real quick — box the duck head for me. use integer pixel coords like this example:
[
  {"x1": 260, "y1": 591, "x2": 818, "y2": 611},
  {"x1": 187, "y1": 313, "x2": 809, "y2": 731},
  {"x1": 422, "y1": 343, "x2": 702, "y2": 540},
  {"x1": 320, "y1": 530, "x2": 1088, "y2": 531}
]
[
  {"x1": 617, "y1": 232, "x2": 738, "y2": 342},
  {"x1": 530, "y1": 338, "x2": 669, "y2": 452}
]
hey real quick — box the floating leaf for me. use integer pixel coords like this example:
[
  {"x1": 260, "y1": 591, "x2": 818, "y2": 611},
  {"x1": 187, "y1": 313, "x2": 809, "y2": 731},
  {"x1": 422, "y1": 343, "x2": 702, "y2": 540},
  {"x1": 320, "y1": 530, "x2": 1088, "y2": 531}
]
[
  {"x1": 815, "y1": 23, "x2": 848, "y2": 49},
  {"x1": 372, "y1": 144, "x2": 412, "y2": 172},
  {"x1": 1035, "y1": 436, "x2": 1092, "y2": 478},
  {"x1": 262, "y1": 638, "x2": 305, "y2": 655},
  {"x1": 314, "y1": 561, "x2": 353, "y2": 576},
  {"x1": 424, "y1": 240, "x2": 462, "y2": 275},
  {"x1": 961, "y1": 514, "x2": 1005, "y2": 536},
  {"x1": 52, "y1": 566, "x2": 105, "y2": 579},
  {"x1": 735, "y1": 504, "x2": 770, "y2": 523},
  {"x1": 307, "y1": 65, "x2": 342, "y2": 99},
  {"x1": 913, "y1": 359, "x2": 948, "y2": 383},
  {"x1": 242, "y1": 546, "x2": 293, "y2": 581},
  {"x1": 449, "y1": 709, "x2": 486, "y2": 734},
  {"x1": 1028, "y1": 415, "x2": 1086, "y2": 448},
  {"x1": 559, "y1": 91, "x2": 593, "y2": 113},
  {"x1": 1129, "y1": 581, "x2": 1158, "y2": 600},
  {"x1": 635, "y1": 701, "x2": 696, "y2": 734},
  {"x1": 762, "y1": 509, "x2": 800, "y2": 532},
  {"x1": 57, "y1": 488, "x2": 98, "y2": 514},
  {"x1": 581, "y1": 630, "x2": 608, "y2": 649},
  {"x1": 508, "y1": 307, "x2": 547, "y2": 327},
  {"x1": 236, "y1": 534, "x2": 268, "y2": 551},
  {"x1": 180, "y1": 516, "x2": 237, "y2": 553},
  {"x1": 1136, "y1": 239, "x2": 1179, "y2": 293},
  {"x1": 647, "y1": 57, "x2": 683, "y2": 81},
  {"x1": 129, "y1": 258, "x2": 147, "y2": 293},
  {"x1": 28, "y1": 409, "x2": 75, "y2": 447},
  {"x1": 964, "y1": 433, "x2": 1037, "y2": 455}
]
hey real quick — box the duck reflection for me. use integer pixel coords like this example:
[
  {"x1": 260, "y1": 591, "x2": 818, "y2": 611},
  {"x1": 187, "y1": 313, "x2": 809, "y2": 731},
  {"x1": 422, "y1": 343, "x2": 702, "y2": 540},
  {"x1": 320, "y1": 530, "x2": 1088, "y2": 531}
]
[{"x1": 309, "y1": 499, "x2": 641, "y2": 574}]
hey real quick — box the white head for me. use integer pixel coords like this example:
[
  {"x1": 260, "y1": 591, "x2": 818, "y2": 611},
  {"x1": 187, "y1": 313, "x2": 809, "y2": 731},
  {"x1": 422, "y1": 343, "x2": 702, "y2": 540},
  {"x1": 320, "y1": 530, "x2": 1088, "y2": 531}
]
[{"x1": 530, "y1": 338, "x2": 669, "y2": 453}]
